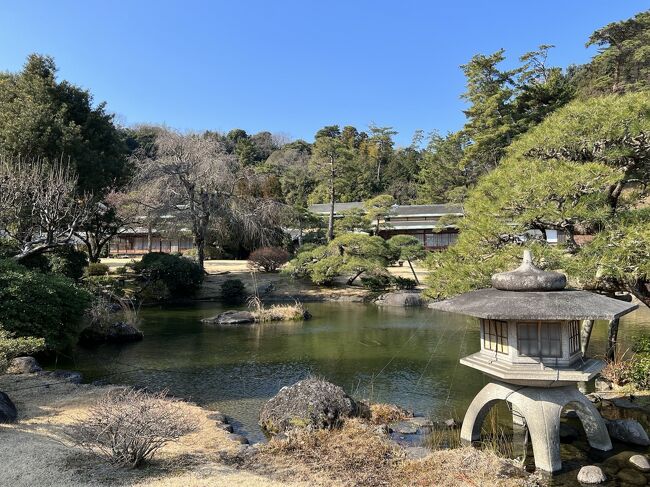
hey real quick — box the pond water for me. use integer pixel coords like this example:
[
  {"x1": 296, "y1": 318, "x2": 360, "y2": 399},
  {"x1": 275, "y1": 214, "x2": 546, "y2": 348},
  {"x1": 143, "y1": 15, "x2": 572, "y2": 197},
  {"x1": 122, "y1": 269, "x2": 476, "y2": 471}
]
[{"x1": 56, "y1": 301, "x2": 650, "y2": 447}]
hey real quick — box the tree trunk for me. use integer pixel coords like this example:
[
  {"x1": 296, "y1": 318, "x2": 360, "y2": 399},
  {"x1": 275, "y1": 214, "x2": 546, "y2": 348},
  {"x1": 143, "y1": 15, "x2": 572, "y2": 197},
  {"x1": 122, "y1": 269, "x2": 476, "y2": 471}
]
[
  {"x1": 195, "y1": 232, "x2": 205, "y2": 271},
  {"x1": 580, "y1": 319, "x2": 595, "y2": 356},
  {"x1": 407, "y1": 258, "x2": 419, "y2": 284},
  {"x1": 147, "y1": 221, "x2": 153, "y2": 253},
  {"x1": 606, "y1": 318, "x2": 620, "y2": 361},
  {"x1": 347, "y1": 270, "x2": 364, "y2": 285},
  {"x1": 327, "y1": 156, "x2": 335, "y2": 242}
]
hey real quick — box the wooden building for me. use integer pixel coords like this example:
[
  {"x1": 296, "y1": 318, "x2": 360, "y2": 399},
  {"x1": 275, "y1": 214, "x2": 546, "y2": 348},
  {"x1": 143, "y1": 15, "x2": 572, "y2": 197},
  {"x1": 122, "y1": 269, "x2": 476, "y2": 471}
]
[{"x1": 307, "y1": 202, "x2": 464, "y2": 250}]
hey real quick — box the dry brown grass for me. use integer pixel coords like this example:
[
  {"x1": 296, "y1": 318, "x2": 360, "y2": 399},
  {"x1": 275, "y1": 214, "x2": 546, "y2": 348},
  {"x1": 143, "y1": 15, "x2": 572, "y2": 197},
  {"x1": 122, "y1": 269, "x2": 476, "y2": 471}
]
[
  {"x1": 258, "y1": 419, "x2": 402, "y2": 486},
  {"x1": 369, "y1": 403, "x2": 412, "y2": 425},
  {"x1": 255, "y1": 418, "x2": 535, "y2": 487},
  {"x1": 248, "y1": 296, "x2": 308, "y2": 322},
  {"x1": 0, "y1": 374, "x2": 305, "y2": 486},
  {"x1": 397, "y1": 447, "x2": 535, "y2": 487}
]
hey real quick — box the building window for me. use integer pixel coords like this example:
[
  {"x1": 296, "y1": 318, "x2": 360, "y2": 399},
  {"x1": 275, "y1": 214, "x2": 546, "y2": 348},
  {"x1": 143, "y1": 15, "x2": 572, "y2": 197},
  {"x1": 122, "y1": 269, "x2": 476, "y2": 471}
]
[
  {"x1": 482, "y1": 319, "x2": 508, "y2": 354},
  {"x1": 569, "y1": 320, "x2": 580, "y2": 354},
  {"x1": 517, "y1": 322, "x2": 539, "y2": 356}
]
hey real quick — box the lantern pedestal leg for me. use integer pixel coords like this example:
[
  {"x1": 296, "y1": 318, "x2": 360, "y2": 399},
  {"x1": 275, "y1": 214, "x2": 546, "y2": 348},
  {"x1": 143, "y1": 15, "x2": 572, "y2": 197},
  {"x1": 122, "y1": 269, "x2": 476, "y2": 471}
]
[{"x1": 460, "y1": 381, "x2": 612, "y2": 473}]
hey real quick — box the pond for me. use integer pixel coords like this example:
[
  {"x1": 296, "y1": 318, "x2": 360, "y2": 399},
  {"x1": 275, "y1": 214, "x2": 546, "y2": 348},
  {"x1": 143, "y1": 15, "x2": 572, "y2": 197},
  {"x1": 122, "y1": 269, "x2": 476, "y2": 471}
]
[{"x1": 55, "y1": 301, "x2": 650, "y2": 445}]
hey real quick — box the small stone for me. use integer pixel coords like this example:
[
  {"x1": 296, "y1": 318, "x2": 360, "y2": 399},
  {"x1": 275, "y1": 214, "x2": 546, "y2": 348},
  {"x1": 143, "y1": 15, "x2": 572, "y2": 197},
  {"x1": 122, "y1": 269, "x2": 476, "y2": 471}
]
[
  {"x1": 217, "y1": 423, "x2": 234, "y2": 433},
  {"x1": 444, "y1": 418, "x2": 458, "y2": 428},
  {"x1": 629, "y1": 455, "x2": 650, "y2": 472},
  {"x1": 374, "y1": 424, "x2": 390, "y2": 435},
  {"x1": 392, "y1": 421, "x2": 418, "y2": 435},
  {"x1": 0, "y1": 392, "x2": 17, "y2": 423},
  {"x1": 577, "y1": 465, "x2": 606, "y2": 484},
  {"x1": 607, "y1": 419, "x2": 650, "y2": 446},
  {"x1": 227, "y1": 433, "x2": 249, "y2": 444},
  {"x1": 6, "y1": 356, "x2": 42, "y2": 374},
  {"x1": 594, "y1": 377, "x2": 613, "y2": 392},
  {"x1": 616, "y1": 468, "x2": 648, "y2": 486},
  {"x1": 207, "y1": 412, "x2": 227, "y2": 423}
]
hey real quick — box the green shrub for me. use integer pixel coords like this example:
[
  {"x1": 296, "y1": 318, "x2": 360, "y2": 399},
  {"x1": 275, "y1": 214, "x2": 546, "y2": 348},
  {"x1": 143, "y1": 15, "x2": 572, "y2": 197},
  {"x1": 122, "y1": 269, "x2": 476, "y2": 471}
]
[
  {"x1": 183, "y1": 245, "x2": 221, "y2": 260},
  {"x1": 0, "y1": 259, "x2": 92, "y2": 351},
  {"x1": 630, "y1": 355, "x2": 650, "y2": 389},
  {"x1": 48, "y1": 246, "x2": 88, "y2": 280},
  {"x1": 0, "y1": 328, "x2": 45, "y2": 372},
  {"x1": 633, "y1": 336, "x2": 650, "y2": 354},
  {"x1": 133, "y1": 253, "x2": 203, "y2": 297},
  {"x1": 221, "y1": 278, "x2": 247, "y2": 304},
  {"x1": 20, "y1": 246, "x2": 89, "y2": 281},
  {"x1": 115, "y1": 266, "x2": 128, "y2": 275},
  {"x1": 393, "y1": 276, "x2": 417, "y2": 290},
  {"x1": 87, "y1": 262, "x2": 110, "y2": 276},
  {"x1": 84, "y1": 275, "x2": 126, "y2": 297},
  {"x1": 360, "y1": 273, "x2": 392, "y2": 291}
]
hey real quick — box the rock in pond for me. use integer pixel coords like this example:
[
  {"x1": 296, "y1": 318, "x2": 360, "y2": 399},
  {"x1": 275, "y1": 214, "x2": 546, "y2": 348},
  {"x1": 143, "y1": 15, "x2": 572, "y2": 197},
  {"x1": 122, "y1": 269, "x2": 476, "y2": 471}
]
[
  {"x1": 259, "y1": 378, "x2": 362, "y2": 435},
  {"x1": 629, "y1": 454, "x2": 650, "y2": 472},
  {"x1": 202, "y1": 310, "x2": 255, "y2": 325},
  {"x1": 606, "y1": 419, "x2": 650, "y2": 446},
  {"x1": 79, "y1": 321, "x2": 144, "y2": 346},
  {"x1": 616, "y1": 468, "x2": 648, "y2": 486},
  {"x1": 0, "y1": 392, "x2": 17, "y2": 423},
  {"x1": 6, "y1": 356, "x2": 42, "y2": 374},
  {"x1": 577, "y1": 465, "x2": 606, "y2": 484},
  {"x1": 376, "y1": 291, "x2": 425, "y2": 307}
]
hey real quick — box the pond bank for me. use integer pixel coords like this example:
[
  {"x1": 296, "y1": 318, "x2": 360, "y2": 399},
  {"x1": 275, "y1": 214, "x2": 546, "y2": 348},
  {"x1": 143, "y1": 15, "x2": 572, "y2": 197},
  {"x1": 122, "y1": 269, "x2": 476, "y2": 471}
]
[{"x1": 0, "y1": 372, "x2": 535, "y2": 487}]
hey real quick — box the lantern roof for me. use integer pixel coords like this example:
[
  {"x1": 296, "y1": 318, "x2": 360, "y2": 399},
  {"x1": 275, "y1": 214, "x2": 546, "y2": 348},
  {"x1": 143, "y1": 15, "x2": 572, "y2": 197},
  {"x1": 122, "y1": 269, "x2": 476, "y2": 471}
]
[
  {"x1": 429, "y1": 250, "x2": 638, "y2": 320},
  {"x1": 429, "y1": 288, "x2": 637, "y2": 320}
]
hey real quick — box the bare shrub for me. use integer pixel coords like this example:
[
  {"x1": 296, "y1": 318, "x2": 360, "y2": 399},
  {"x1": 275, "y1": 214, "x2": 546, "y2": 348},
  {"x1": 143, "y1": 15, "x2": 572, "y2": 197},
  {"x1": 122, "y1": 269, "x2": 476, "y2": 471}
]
[
  {"x1": 66, "y1": 388, "x2": 197, "y2": 468},
  {"x1": 248, "y1": 247, "x2": 290, "y2": 272},
  {"x1": 600, "y1": 349, "x2": 633, "y2": 386}
]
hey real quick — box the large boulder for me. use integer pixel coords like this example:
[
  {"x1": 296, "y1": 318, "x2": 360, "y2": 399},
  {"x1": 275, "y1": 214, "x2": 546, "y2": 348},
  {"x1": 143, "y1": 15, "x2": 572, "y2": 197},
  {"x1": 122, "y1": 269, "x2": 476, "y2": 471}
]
[
  {"x1": 202, "y1": 310, "x2": 255, "y2": 325},
  {"x1": 79, "y1": 322, "x2": 144, "y2": 346},
  {"x1": 259, "y1": 378, "x2": 362, "y2": 435},
  {"x1": 376, "y1": 291, "x2": 425, "y2": 307},
  {"x1": 606, "y1": 419, "x2": 650, "y2": 446},
  {"x1": 0, "y1": 392, "x2": 17, "y2": 423},
  {"x1": 6, "y1": 356, "x2": 42, "y2": 374}
]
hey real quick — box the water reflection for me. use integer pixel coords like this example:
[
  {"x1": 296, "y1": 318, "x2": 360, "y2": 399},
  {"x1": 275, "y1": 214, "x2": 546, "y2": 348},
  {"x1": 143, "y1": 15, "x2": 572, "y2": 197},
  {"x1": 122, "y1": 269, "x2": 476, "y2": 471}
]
[{"x1": 56, "y1": 302, "x2": 650, "y2": 442}]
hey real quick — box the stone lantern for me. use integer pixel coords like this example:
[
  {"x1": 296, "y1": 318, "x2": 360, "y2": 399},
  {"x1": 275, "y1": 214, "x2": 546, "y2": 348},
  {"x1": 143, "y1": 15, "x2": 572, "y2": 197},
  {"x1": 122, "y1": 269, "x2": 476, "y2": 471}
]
[{"x1": 430, "y1": 250, "x2": 638, "y2": 473}]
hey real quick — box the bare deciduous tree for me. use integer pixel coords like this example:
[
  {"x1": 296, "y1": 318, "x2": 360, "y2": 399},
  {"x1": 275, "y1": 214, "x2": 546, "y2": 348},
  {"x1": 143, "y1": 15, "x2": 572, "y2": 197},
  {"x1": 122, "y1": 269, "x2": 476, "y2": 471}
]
[
  {"x1": 134, "y1": 129, "x2": 283, "y2": 269},
  {"x1": 0, "y1": 156, "x2": 92, "y2": 261}
]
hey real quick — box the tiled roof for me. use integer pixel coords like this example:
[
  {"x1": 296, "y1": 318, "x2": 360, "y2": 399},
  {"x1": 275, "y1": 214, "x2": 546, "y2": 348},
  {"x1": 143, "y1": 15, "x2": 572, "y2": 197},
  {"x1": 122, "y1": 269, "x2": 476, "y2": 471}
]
[{"x1": 308, "y1": 202, "x2": 463, "y2": 217}]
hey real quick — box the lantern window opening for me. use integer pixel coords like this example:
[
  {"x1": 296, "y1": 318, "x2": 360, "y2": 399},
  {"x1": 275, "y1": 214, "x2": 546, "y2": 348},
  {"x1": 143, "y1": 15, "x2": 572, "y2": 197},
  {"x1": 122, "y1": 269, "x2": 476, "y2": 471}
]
[
  {"x1": 482, "y1": 319, "x2": 508, "y2": 354},
  {"x1": 516, "y1": 321, "x2": 562, "y2": 358},
  {"x1": 568, "y1": 320, "x2": 580, "y2": 354}
]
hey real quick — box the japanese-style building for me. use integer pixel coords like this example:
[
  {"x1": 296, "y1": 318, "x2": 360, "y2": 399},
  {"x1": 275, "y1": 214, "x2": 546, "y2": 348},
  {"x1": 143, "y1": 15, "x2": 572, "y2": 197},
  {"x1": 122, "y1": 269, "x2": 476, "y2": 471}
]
[
  {"x1": 108, "y1": 226, "x2": 194, "y2": 256},
  {"x1": 308, "y1": 202, "x2": 464, "y2": 250}
]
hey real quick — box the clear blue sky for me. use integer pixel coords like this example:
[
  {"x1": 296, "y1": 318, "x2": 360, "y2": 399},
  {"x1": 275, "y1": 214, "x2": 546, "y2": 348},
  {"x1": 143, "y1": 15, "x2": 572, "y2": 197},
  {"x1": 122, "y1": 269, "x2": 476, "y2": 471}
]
[{"x1": 0, "y1": 1, "x2": 647, "y2": 145}]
